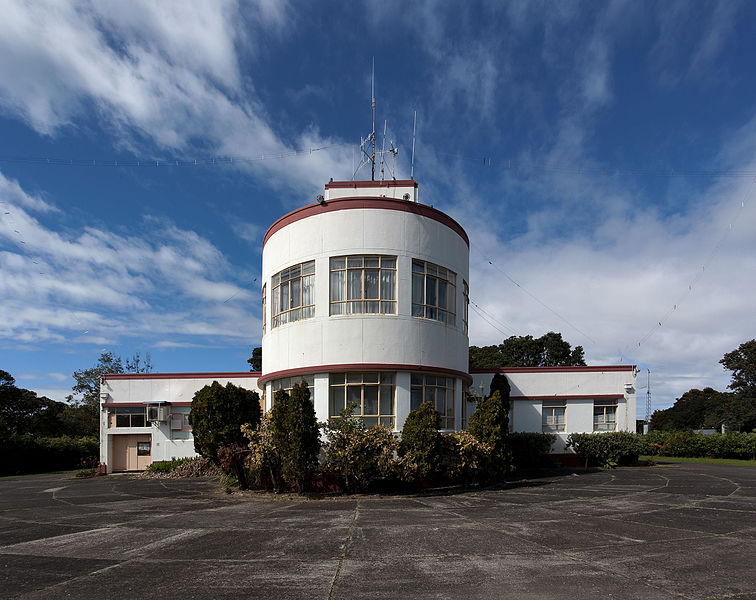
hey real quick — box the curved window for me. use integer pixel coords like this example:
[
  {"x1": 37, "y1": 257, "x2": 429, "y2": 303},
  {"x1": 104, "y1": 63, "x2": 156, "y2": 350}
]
[
  {"x1": 271, "y1": 261, "x2": 315, "y2": 328},
  {"x1": 330, "y1": 255, "x2": 396, "y2": 315},
  {"x1": 411, "y1": 374, "x2": 455, "y2": 429},
  {"x1": 412, "y1": 260, "x2": 456, "y2": 325},
  {"x1": 329, "y1": 372, "x2": 395, "y2": 428}
]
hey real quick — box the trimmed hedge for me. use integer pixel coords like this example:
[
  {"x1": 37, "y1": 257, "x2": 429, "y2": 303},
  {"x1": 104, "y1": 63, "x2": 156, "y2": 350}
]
[
  {"x1": 567, "y1": 432, "x2": 645, "y2": 467},
  {"x1": 0, "y1": 434, "x2": 99, "y2": 475},
  {"x1": 508, "y1": 432, "x2": 556, "y2": 469},
  {"x1": 643, "y1": 431, "x2": 756, "y2": 460}
]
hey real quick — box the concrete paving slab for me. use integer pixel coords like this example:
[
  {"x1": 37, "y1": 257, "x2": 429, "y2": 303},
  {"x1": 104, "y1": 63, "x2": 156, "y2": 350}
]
[{"x1": 0, "y1": 554, "x2": 116, "y2": 598}]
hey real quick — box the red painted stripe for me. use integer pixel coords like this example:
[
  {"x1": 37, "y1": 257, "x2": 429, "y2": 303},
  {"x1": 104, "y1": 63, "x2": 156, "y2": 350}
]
[
  {"x1": 263, "y1": 197, "x2": 469, "y2": 247},
  {"x1": 469, "y1": 365, "x2": 635, "y2": 374},
  {"x1": 102, "y1": 401, "x2": 193, "y2": 407},
  {"x1": 510, "y1": 394, "x2": 625, "y2": 400},
  {"x1": 102, "y1": 372, "x2": 260, "y2": 381},
  {"x1": 259, "y1": 363, "x2": 473, "y2": 386}
]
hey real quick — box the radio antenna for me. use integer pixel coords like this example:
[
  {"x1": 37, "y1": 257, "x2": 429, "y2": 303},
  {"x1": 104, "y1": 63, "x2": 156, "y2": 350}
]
[{"x1": 410, "y1": 110, "x2": 417, "y2": 180}]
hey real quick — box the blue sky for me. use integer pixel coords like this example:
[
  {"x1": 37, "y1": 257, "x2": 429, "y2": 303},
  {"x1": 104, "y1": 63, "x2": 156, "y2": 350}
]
[{"x1": 1, "y1": 1, "x2": 754, "y2": 418}]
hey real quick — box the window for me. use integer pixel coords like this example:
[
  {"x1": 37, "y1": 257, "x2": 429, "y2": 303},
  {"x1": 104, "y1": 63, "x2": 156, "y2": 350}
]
[
  {"x1": 271, "y1": 261, "x2": 315, "y2": 328},
  {"x1": 412, "y1": 260, "x2": 456, "y2": 325},
  {"x1": 329, "y1": 372, "x2": 395, "y2": 428},
  {"x1": 594, "y1": 399, "x2": 617, "y2": 431},
  {"x1": 271, "y1": 375, "x2": 315, "y2": 400},
  {"x1": 330, "y1": 255, "x2": 396, "y2": 315},
  {"x1": 170, "y1": 412, "x2": 192, "y2": 432},
  {"x1": 411, "y1": 374, "x2": 455, "y2": 429},
  {"x1": 136, "y1": 441, "x2": 151, "y2": 456},
  {"x1": 462, "y1": 280, "x2": 469, "y2": 335},
  {"x1": 262, "y1": 283, "x2": 266, "y2": 334},
  {"x1": 542, "y1": 400, "x2": 565, "y2": 432},
  {"x1": 110, "y1": 407, "x2": 146, "y2": 428}
]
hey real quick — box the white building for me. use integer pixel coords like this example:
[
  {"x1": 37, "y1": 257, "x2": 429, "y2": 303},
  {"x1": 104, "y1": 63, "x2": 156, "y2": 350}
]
[{"x1": 100, "y1": 179, "x2": 636, "y2": 471}]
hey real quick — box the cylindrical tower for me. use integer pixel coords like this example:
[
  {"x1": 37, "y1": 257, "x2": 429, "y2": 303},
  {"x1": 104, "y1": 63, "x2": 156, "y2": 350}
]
[{"x1": 260, "y1": 180, "x2": 470, "y2": 431}]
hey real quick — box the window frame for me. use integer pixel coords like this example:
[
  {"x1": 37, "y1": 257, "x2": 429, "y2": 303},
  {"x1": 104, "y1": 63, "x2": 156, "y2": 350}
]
[
  {"x1": 271, "y1": 261, "x2": 315, "y2": 328},
  {"x1": 542, "y1": 400, "x2": 566, "y2": 432},
  {"x1": 110, "y1": 407, "x2": 147, "y2": 428},
  {"x1": 329, "y1": 255, "x2": 397, "y2": 315},
  {"x1": 410, "y1": 374, "x2": 456, "y2": 430},
  {"x1": 593, "y1": 399, "x2": 618, "y2": 431},
  {"x1": 411, "y1": 259, "x2": 457, "y2": 326},
  {"x1": 328, "y1": 372, "x2": 396, "y2": 429}
]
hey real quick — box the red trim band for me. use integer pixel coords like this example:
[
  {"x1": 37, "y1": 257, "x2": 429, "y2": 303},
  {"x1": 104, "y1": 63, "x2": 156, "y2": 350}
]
[
  {"x1": 510, "y1": 394, "x2": 625, "y2": 400},
  {"x1": 259, "y1": 363, "x2": 473, "y2": 386},
  {"x1": 263, "y1": 197, "x2": 469, "y2": 248},
  {"x1": 470, "y1": 365, "x2": 635, "y2": 374},
  {"x1": 102, "y1": 372, "x2": 260, "y2": 381},
  {"x1": 101, "y1": 401, "x2": 194, "y2": 407}
]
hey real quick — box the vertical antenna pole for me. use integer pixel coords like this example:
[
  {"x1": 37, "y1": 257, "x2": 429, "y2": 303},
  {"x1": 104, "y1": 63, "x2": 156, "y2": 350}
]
[
  {"x1": 379, "y1": 120, "x2": 387, "y2": 180},
  {"x1": 371, "y1": 58, "x2": 376, "y2": 181},
  {"x1": 410, "y1": 110, "x2": 417, "y2": 180},
  {"x1": 645, "y1": 369, "x2": 651, "y2": 425}
]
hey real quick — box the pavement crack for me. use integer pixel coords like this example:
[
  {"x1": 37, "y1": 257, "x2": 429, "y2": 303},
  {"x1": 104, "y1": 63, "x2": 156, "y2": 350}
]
[{"x1": 327, "y1": 499, "x2": 359, "y2": 600}]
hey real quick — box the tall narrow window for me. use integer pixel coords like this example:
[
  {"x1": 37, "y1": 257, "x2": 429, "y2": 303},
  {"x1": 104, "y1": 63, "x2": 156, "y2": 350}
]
[
  {"x1": 593, "y1": 399, "x2": 617, "y2": 431},
  {"x1": 329, "y1": 372, "x2": 395, "y2": 428},
  {"x1": 271, "y1": 261, "x2": 315, "y2": 328},
  {"x1": 462, "y1": 280, "x2": 469, "y2": 335},
  {"x1": 542, "y1": 400, "x2": 566, "y2": 432},
  {"x1": 262, "y1": 283, "x2": 266, "y2": 334},
  {"x1": 412, "y1": 260, "x2": 456, "y2": 325},
  {"x1": 411, "y1": 374, "x2": 455, "y2": 429},
  {"x1": 330, "y1": 255, "x2": 396, "y2": 315}
]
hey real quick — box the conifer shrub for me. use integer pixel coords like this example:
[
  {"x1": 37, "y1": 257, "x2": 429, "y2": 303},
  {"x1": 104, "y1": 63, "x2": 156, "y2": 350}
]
[
  {"x1": 270, "y1": 383, "x2": 320, "y2": 491},
  {"x1": 468, "y1": 390, "x2": 511, "y2": 478},
  {"x1": 398, "y1": 401, "x2": 444, "y2": 481}
]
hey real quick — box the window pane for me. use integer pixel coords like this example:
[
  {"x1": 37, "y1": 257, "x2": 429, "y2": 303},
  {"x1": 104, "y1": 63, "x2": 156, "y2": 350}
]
[
  {"x1": 363, "y1": 386, "x2": 378, "y2": 415},
  {"x1": 280, "y1": 281, "x2": 289, "y2": 312},
  {"x1": 290, "y1": 278, "x2": 301, "y2": 308},
  {"x1": 364, "y1": 269, "x2": 379, "y2": 299},
  {"x1": 302, "y1": 261, "x2": 315, "y2": 275},
  {"x1": 347, "y1": 373, "x2": 362, "y2": 383},
  {"x1": 381, "y1": 257, "x2": 395, "y2": 268},
  {"x1": 331, "y1": 302, "x2": 344, "y2": 315},
  {"x1": 381, "y1": 301, "x2": 395, "y2": 314},
  {"x1": 412, "y1": 273, "x2": 424, "y2": 303},
  {"x1": 364, "y1": 256, "x2": 379, "y2": 268},
  {"x1": 131, "y1": 414, "x2": 145, "y2": 427},
  {"x1": 331, "y1": 373, "x2": 345, "y2": 385},
  {"x1": 347, "y1": 256, "x2": 363, "y2": 267},
  {"x1": 437, "y1": 280, "x2": 447, "y2": 309},
  {"x1": 411, "y1": 374, "x2": 423, "y2": 385},
  {"x1": 347, "y1": 270, "x2": 362, "y2": 300},
  {"x1": 365, "y1": 301, "x2": 379, "y2": 313},
  {"x1": 347, "y1": 301, "x2": 363, "y2": 313},
  {"x1": 412, "y1": 260, "x2": 425, "y2": 273},
  {"x1": 426, "y1": 277, "x2": 436, "y2": 306},
  {"x1": 330, "y1": 386, "x2": 345, "y2": 417},
  {"x1": 412, "y1": 303, "x2": 423, "y2": 317},
  {"x1": 116, "y1": 414, "x2": 130, "y2": 427},
  {"x1": 380, "y1": 373, "x2": 394, "y2": 384},
  {"x1": 331, "y1": 270, "x2": 345, "y2": 302},
  {"x1": 380, "y1": 386, "x2": 393, "y2": 414},
  {"x1": 331, "y1": 256, "x2": 345, "y2": 269},
  {"x1": 410, "y1": 388, "x2": 423, "y2": 412},
  {"x1": 302, "y1": 274, "x2": 314, "y2": 305},
  {"x1": 363, "y1": 373, "x2": 379, "y2": 383},
  {"x1": 380, "y1": 270, "x2": 395, "y2": 300},
  {"x1": 347, "y1": 386, "x2": 362, "y2": 411},
  {"x1": 363, "y1": 417, "x2": 378, "y2": 427}
]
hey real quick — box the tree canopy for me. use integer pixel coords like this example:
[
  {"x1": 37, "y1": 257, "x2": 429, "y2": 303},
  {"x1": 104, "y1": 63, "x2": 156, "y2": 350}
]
[
  {"x1": 247, "y1": 346, "x2": 262, "y2": 372},
  {"x1": 720, "y1": 339, "x2": 756, "y2": 395},
  {"x1": 469, "y1": 332, "x2": 586, "y2": 369}
]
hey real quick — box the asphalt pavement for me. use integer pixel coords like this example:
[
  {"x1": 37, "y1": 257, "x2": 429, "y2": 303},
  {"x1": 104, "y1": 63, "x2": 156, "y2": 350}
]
[{"x1": 1, "y1": 463, "x2": 755, "y2": 599}]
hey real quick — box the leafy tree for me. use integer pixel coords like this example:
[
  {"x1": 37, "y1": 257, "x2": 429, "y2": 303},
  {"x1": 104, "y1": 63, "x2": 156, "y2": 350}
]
[
  {"x1": 720, "y1": 339, "x2": 756, "y2": 395},
  {"x1": 398, "y1": 401, "x2": 444, "y2": 480},
  {"x1": 468, "y1": 390, "x2": 511, "y2": 478},
  {"x1": 488, "y1": 373, "x2": 511, "y2": 411},
  {"x1": 649, "y1": 388, "x2": 725, "y2": 431},
  {"x1": 189, "y1": 381, "x2": 262, "y2": 464},
  {"x1": 469, "y1": 332, "x2": 586, "y2": 369},
  {"x1": 247, "y1": 346, "x2": 262, "y2": 372},
  {"x1": 270, "y1": 382, "x2": 320, "y2": 491},
  {"x1": 0, "y1": 370, "x2": 68, "y2": 437}
]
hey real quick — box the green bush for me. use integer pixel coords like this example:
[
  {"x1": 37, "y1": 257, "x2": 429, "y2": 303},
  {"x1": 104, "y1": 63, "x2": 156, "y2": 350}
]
[
  {"x1": 189, "y1": 381, "x2": 261, "y2": 464},
  {"x1": 444, "y1": 430, "x2": 491, "y2": 484},
  {"x1": 507, "y1": 432, "x2": 556, "y2": 469},
  {"x1": 146, "y1": 458, "x2": 192, "y2": 473},
  {"x1": 0, "y1": 434, "x2": 99, "y2": 475},
  {"x1": 566, "y1": 432, "x2": 645, "y2": 467},
  {"x1": 322, "y1": 406, "x2": 397, "y2": 492},
  {"x1": 242, "y1": 413, "x2": 281, "y2": 490},
  {"x1": 398, "y1": 401, "x2": 444, "y2": 481},
  {"x1": 642, "y1": 431, "x2": 756, "y2": 459}
]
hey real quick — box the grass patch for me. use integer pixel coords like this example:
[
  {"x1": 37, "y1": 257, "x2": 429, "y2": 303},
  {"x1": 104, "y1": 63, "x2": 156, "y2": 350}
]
[{"x1": 641, "y1": 455, "x2": 756, "y2": 467}]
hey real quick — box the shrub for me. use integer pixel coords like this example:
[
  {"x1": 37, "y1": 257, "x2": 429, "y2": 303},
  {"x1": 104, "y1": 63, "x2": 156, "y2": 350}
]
[
  {"x1": 322, "y1": 405, "x2": 397, "y2": 492},
  {"x1": 146, "y1": 458, "x2": 192, "y2": 473},
  {"x1": 468, "y1": 390, "x2": 511, "y2": 478},
  {"x1": 242, "y1": 412, "x2": 281, "y2": 491},
  {"x1": 189, "y1": 381, "x2": 261, "y2": 464},
  {"x1": 507, "y1": 432, "x2": 556, "y2": 469},
  {"x1": 270, "y1": 383, "x2": 320, "y2": 491},
  {"x1": 0, "y1": 434, "x2": 99, "y2": 475},
  {"x1": 566, "y1": 432, "x2": 645, "y2": 467},
  {"x1": 398, "y1": 401, "x2": 444, "y2": 481},
  {"x1": 444, "y1": 430, "x2": 492, "y2": 484},
  {"x1": 641, "y1": 430, "x2": 756, "y2": 459}
]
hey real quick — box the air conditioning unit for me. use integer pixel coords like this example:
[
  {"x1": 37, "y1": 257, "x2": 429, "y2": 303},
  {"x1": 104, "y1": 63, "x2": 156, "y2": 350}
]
[{"x1": 147, "y1": 405, "x2": 169, "y2": 422}]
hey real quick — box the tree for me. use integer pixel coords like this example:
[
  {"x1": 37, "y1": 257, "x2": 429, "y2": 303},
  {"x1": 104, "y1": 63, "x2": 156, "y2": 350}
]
[
  {"x1": 469, "y1": 332, "x2": 586, "y2": 369},
  {"x1": 270, "y1": 382, "x2": 320, "y2": 491},
  {"x1": 649, "y1": 388, "x2": 725, "y2": 431},
  {"x1": 189, "y1": 381, "x2": 262, "y2": 464},
  {"x1": 720, "y1": 340, "x2": 756, "y2": 395},
  {"x1": 488, "y1": 373, "x2": 511, "y2": 411},
  {"x1": 0, "y1": 370, "x2": 68, "y2": 437},
  {"x1": 247, "y1": 347, "x2": 262, "y2": 372},
  {"x1": 398, "y1": 401, "x2": 444, "y2": 480}
]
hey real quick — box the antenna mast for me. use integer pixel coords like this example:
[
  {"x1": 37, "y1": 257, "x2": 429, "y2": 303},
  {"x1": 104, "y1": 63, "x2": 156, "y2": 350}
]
[
  {"x1": 645, "y1": 369, "x2": 651, "y2": 424},
  {"x1": 371, "y1": 58, "x2": 375, "y2": 180},
  {"x1": 410, "y1": 110, "x2": 417, "y2": 180}
]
